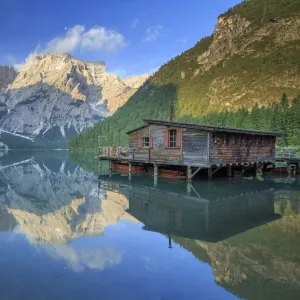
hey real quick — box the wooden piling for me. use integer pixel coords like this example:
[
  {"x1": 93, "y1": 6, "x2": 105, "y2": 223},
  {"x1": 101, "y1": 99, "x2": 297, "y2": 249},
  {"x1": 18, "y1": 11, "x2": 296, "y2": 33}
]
[
  {"x1": 227, "y1": 165, "x2": 232, "y2": 177},
  {"x1": 187, "y1": 166, "x2": 192, "y2": 182},
  {"x1": 154, "y1": 163, "x2": 158, "y2": 186},
  {"x1": 128, "y1": 163, "x2": 132, "y2": 180},
  {"x1": 109, "y1": 160, "x2": 112, "y2": 178},
  {"x1": 187, "y1": 182, "x2": 191, "y2": 195},
  {"x1": 208, "y1": 167, "x2": 212, "y2": 180}
]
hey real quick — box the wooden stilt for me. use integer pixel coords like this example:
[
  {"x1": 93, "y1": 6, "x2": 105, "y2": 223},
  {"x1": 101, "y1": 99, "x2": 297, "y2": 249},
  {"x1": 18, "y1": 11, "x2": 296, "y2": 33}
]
[
  {"x1": 208, "y1": 167, "x2": 212, "y2": 180},
  {"x1": 262, "y1": 163, "x2": 268, "y2": 174},
  {"x1": 211, "y1": 166, "x2": 222, "y2": 177},
  {"x1": 296, "y1": 162, "x2": 300, "y2": 173},
  {"x1": 227, "y1": 165, "x2": 232, "y2": 177},
  {"x1": 187, "y1": 166, "x2": 192, "y2": 182},
  {"x1": 189, "y1": 167, "x2": 202, "y2": 181},
  {"x1": 154, "y1": 163, "x2": 158, "y2": 186},
  {"x1": 187, "y1": 182, "x2": 191, "y2": 195},
  {"x1": 98, "y1": 159, "x2": 102, "y2": 175},
  {"x1": 108, "y1": 160, "x2": 112, "y2": 177},
  {"x1": 168, "y1": 235, "x2": 172, "y2": 249}
]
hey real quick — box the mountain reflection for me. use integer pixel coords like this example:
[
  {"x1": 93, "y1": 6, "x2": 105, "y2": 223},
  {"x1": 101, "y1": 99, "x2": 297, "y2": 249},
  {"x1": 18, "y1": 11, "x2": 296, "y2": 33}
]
[{"x1": 0, "y1": 151, "x2": 136, "y2": 244}]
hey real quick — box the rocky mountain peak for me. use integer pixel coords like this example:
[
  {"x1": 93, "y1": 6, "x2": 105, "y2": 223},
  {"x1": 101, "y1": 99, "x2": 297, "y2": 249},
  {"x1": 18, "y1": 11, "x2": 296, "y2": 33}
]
[
  {"x1": 0, "y1": 53, "x2": 150, "y2": 147},
  {"x1": 122, "y1": 74, "x2": 151, "y2": 89},
  {"x1": 197, "y1": 14, "x2": 251, "y2": 72}
]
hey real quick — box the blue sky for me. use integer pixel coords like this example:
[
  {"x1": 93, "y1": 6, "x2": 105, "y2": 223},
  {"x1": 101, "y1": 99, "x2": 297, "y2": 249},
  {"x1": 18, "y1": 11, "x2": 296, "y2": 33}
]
[{"x1": 0, "y1": 0, "x2": 242, "y2": 77}]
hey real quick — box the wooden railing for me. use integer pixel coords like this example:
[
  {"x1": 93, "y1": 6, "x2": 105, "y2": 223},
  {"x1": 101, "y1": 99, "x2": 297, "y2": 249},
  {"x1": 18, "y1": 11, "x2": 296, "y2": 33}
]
[
  {"x1": 98, "y1": 147, "x2": 135, "y2": 160},
  {"x1": 275, "y1": 148, "x2": 297, "y2": 159}
]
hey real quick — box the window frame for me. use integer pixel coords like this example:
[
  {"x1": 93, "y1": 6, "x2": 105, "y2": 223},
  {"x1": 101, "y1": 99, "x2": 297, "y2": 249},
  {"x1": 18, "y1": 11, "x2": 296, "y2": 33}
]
[
  {"x1": 213, "y1": 134, "x2": 217, "y2": 144},
  {"x1": 143, "y1": 136, "x2": 149, "y2": 148},
  {"x1": 221, "y1": 135, "x2": 226, "y2": 145},
  {"x1": 168, "y1": 129, "x2": 177, "y2": 148}
]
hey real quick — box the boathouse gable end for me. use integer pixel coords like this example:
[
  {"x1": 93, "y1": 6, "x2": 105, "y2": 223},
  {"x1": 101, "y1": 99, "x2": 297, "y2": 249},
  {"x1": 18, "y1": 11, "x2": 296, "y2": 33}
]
[{"x1": 128, "y1": 125, "x2": 151, "y2": 162}]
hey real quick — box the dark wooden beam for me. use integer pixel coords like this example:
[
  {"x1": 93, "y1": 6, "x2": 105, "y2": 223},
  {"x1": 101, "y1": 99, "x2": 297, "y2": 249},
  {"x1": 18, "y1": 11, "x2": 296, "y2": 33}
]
[
  {"x1": 211, "y1": 166, "x2": 223, "y2": 177},
  {"x1": 190, "y1": 167, "x2": 203, "y2": 180}
]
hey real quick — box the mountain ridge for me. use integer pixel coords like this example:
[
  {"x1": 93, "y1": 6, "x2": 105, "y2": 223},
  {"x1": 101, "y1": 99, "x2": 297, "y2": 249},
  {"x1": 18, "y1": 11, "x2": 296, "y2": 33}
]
[{"x1": 0, "y1": 53, "x2": 150, "y2": 148}]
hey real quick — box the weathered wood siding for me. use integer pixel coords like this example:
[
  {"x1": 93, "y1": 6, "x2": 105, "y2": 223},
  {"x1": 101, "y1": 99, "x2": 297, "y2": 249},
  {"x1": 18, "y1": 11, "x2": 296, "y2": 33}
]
[
  {"x1": 128, "y1": 124, "x2": 276, "y2": 166},
  {"x1": 149, "y1": 124, "x2": 182, "y2": 164},
  {"x1": 129, "y1": 126, "x2": 150, "y2": 162},
  {"x1": 183, "y1": 129, "x2": 208, "y2": 166},
  {"x1": 209, "y1": 133, "x2": 276, "y2": 165},
  {"x1": 128, "y1": 124, "x2": 182, "y2": 163},
  {"x1": 129, "y1": 126, "x2": 149, "y2": 148}
]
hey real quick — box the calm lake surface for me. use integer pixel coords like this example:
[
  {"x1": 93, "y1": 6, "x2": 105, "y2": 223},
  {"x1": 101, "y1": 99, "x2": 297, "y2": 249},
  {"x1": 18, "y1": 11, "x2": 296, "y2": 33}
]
[{"x1": 0, "y1": 151, "x2": 300, "y2": 300}]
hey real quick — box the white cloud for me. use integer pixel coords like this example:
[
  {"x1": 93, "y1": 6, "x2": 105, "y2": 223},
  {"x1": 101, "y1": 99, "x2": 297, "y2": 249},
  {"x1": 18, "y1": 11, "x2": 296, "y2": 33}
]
[
  {"x1": 131, "y1": 18, "x2": 139, "y2": 28},
  {"x1": 142, "y1": 25, "x2": 163, "y2": 43},
  {"x1": 45, "y1": 25, "x2": 85, "y2": 53},
  {"x1": 176, "y1": 38, "x2": 188, "y2": 44},
  {"x1": 15, "y1": 25, "x2": 126, "y2": 70},
  {"x1": 14, "y1": 50, "x2": 39, "y2": 70},
  {"x1": 46, "y1": 245, "x2": 123, "y2": 272},
  {"x1": 81, "y1": 27, "x2": 125, "y2": 51}
]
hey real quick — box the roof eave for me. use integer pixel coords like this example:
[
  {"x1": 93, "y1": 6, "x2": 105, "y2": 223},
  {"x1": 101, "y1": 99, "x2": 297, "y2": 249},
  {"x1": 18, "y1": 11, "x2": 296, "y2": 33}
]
[
  {"x1": 143, "y1": 119, "x2": 281, "y2": 136},
  {"x1": 126, "y1": 125, "x2": 149, "y2": 135}
]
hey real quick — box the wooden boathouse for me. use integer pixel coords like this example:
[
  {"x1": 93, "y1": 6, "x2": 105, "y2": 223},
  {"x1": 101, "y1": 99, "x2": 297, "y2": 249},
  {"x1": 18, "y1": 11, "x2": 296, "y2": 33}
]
[{"x1": 99, "y1": 119, "x2": 282, "y2": 181}]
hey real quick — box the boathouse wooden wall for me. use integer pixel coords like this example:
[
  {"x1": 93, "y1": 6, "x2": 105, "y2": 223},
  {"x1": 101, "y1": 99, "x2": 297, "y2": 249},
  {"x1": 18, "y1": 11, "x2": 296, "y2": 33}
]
[
  {"x1": 128, "y1": 126, "x2": 150, "y2": 162},
  {"x1": 182, "y1": 129, "x2": 208, "y2": 166},
  {"x1": 129, "y1": 125, "x2": 182, "y2": 164},
  {"x1": 150, "y1": 125, "x2": 182, "y2": 164},
  {"x1": 209, "y1": 133, "x2": 276, "y2": 165},
  {"x1": 128, "y1": 124, "x2": 276, "y2": 166}
]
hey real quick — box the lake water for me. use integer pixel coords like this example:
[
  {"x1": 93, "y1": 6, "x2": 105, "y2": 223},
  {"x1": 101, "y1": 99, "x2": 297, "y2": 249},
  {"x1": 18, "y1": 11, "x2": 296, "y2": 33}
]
[{"x1": 0, "y1": 151, "x2": 300, "y2": 300}]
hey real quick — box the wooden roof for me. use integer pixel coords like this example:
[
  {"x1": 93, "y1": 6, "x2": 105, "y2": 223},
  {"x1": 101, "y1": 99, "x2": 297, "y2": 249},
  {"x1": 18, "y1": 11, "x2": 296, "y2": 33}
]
[{"x1": 126, "y1": 119, "x2": 282, "y2": 136}]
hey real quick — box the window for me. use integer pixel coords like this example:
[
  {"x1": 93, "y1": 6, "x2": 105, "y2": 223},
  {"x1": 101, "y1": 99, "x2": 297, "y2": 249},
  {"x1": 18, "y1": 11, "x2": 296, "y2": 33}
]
[
  {"x1": 143, "y1": 137, "x2": 149, "y2": 148},
  {"x1": 213, "y1": 135, "x2": 217, "y2": 143},
  {"x1": 221, "y1": 135, "x2": 228, "y2": 145},
  {"x1": 164, "y1": 128, "x2": 181, "y2": 148},
  {"x1": 221, "y1": 135, "x2": 225, "y2": 145},
  {"x1": 169, "y1": 130, "x2": 177, "y2": 148},
  {"x1": 237, "y1": 136, "x2": 241, "y2": 145}
]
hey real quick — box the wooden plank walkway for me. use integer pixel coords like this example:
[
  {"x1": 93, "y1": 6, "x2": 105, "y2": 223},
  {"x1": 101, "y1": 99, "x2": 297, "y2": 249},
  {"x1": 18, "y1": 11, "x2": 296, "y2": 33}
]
[{"x1": 275, "y1": 148, "x2": 300, "y2": 163}]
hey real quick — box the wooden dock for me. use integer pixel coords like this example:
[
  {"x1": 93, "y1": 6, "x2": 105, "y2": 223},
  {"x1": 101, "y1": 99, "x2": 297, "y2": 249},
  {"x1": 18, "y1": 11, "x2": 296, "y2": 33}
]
[{"x1": 275, "y1": 148, "x2": 300, "y2": 176}]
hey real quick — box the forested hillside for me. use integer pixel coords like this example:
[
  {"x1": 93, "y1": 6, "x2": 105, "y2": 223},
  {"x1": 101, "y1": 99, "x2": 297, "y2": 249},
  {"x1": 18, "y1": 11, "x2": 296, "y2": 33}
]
[{"x1": 69, "y1": 0, "x2": 300, "y2": 152}]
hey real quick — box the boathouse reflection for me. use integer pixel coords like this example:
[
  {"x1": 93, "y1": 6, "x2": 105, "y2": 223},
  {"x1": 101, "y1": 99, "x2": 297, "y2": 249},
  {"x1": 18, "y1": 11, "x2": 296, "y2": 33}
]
[{"x1": 98, "y1": 175, "x2": 285, "y2": 242}]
